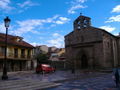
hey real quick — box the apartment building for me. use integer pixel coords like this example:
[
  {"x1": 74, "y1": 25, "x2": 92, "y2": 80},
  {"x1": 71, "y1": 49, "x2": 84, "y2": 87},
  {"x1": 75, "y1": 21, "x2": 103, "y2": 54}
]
[{"x1": 0, "y1": 33, "x2": 34, "y2": 71}]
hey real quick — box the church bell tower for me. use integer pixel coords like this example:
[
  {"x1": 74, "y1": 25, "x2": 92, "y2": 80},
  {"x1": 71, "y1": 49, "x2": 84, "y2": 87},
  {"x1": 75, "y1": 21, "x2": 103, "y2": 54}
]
[{"x1": 73, "y1": 13, "x2": 91, "y2": 30}]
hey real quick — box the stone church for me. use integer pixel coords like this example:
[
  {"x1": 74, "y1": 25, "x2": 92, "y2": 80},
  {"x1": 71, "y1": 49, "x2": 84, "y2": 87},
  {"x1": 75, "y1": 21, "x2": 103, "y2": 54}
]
[{"x1": 65, "y1": 14, "x2": 120, "y2": 69}]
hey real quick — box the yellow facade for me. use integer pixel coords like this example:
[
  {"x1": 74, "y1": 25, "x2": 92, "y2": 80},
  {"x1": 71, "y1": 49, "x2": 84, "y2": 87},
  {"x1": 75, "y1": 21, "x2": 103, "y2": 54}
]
[
  {"x1": 58, "y1": 48, "x2": 65, "y2": 56},
  {"x1": 0, "y1": 46, "x2": 33, "y2": 60}
]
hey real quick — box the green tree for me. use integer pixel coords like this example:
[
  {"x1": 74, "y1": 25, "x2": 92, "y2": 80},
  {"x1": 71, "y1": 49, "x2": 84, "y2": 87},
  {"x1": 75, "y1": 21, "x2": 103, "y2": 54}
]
[{"x1": 35, "y1": 53, "x2": 49, "y2": 64}]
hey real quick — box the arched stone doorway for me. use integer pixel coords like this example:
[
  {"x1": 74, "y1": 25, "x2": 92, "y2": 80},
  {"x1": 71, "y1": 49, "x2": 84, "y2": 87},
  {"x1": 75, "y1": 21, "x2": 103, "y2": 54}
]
[{"x1": 81, "y1": 54, "x2": 88, "y2": 69}]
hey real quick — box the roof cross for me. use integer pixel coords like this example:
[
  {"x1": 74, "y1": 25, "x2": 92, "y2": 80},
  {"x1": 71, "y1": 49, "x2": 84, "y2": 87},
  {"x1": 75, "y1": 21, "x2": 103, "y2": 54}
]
[{"x1": 80, "y1": 13, "x2": 82, "y2": 16}]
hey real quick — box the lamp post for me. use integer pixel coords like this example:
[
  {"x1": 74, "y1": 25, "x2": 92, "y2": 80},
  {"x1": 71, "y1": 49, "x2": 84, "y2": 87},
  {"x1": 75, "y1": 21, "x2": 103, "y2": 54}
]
[{"x1": 2, "y1": 16, "x2": 11, "y2": 80}]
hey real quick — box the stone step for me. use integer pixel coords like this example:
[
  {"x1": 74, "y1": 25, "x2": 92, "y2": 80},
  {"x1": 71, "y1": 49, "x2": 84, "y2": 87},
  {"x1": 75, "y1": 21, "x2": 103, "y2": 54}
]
[
  {"x1": 0, "y1": 80, "x2": 32, "y2": 86},
  {"x1": 0, "y1": 81, "x2": 50, "y2": 89},
  {"x1": 0, "y1": 79, "x2": 61, "y2": 90},
  {"x1": 13, "y1": 83, "x2": 61, "y2": 90}
]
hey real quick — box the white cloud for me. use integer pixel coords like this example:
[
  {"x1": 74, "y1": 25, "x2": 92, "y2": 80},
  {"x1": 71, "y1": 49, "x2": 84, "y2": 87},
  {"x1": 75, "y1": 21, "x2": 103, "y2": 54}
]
[
  {"x1": 30, "y1": 30, "x2": 41, "y2": 34},
  {"x1": 55, "y1": 21, "x2": 64, "y2": 24},
  {"x1": 0, "y1": 23, "x2": 6, "y2": 33},
  {"x1": 53, "y1": 33, "x2": 60, "y2": 37},
  {"x1": 47, "y1": 33, "x2": 64, "y2": 48},
  {"x1": 10, "y1": 15, "x2": 70, "y2": 36},
  {"x1": 112, "y1": 5, "x2": 120, "y2": 13},
  {"x1": 0, "y1": 22, "x2": 14, "y2": 35},
  {"x1": 55, "y1": 17, "x2": 70, "y2": 24},
  {"x1": 0, "y1": 0, "x2": 39, "y2": 13},
  {"x1": 45, "y1": 15, "x2": 59, "y2": 23},
  {"x1": 106, "y1": 15, "x2": 120, "y2": 23},
  {"x1": 76, "y1": 0, "x2": 87, "y2": 3},
  {"x1": 113, "y1": 33, "x2": 119, "y2": 36},
  {"x1": 16, "y1": 0, "x2": 39, "y2": 13},
  {"x1": 30, "y1": 42, "x2": 41, "y2": 46},
  {"x1": 25, "y1": 33, "x2": 65, "y2": 48},
  {"x1": 69, "y1": 0, "x2": 87, "y2": 4},
  {"x1": 10, "y1": 19, "x2": 44, "y2": 35},
  {"x1": 68, "y1": 0, "x2": 87, "y2": 14},
  {"x1": 68, "y1": 4, "x2": 86, "y2": 14},
  {"x1": 99, "y1": 25, "x2": 116, "y2": 32},
  {"x1": 59, "y1": 17, "x2": 68, "y2": 21},
  {"x1": 0, "y1": 0, "x2": 13, "y2": 11},
  {"x1": 17, "y1": 0, "x2": 38, "y2": 8}
]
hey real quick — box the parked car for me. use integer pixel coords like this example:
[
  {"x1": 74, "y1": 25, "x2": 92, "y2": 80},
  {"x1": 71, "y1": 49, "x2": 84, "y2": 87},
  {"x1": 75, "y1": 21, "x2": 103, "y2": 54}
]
[{"x1": 36, "y1": 64, "x2": 55, "y2": 74}]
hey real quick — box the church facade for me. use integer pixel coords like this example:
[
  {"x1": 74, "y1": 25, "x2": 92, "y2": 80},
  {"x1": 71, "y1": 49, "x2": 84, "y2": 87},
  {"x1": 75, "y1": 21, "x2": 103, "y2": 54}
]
[{"x1": 65, "y1": 15, "x2": 120, "y2": 69}]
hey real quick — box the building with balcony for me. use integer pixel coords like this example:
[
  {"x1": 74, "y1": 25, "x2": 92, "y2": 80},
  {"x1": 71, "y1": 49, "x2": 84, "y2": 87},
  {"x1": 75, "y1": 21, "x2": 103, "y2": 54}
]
[{"x1": 0, "y1": 33, "x2": 34, "y2": 71}]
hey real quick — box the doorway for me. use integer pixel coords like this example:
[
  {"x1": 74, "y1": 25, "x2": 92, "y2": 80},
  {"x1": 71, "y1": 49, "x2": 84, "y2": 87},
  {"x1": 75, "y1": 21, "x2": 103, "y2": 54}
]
[{"x1": 81, "y1": 54, "x2": 88, "y2": 69}]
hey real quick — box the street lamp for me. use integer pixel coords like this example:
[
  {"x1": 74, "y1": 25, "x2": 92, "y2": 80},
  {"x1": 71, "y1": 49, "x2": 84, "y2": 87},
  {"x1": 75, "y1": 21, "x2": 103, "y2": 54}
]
[{"x1": 2, "y1": 16, "x2": 11, "y2": 80}]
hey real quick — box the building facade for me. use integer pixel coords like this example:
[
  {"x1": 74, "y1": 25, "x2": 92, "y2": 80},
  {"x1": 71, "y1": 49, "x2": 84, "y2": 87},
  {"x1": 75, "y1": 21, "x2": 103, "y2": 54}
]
[
  {"x1": 35, "y1": 45, "x2": 49, "y2": 54},
  {"x1": 49, "y1": 48, "x2": 65, "y2": 61},
  {"x1": 34, "y1": 45, "x2": 66, "y2": 69},
  {"x1": 0, "y1": 33, "x2": 34, "y2": 71},
  {"x1": 65, "y1": 15, "x2": 120, "y2": 69}
]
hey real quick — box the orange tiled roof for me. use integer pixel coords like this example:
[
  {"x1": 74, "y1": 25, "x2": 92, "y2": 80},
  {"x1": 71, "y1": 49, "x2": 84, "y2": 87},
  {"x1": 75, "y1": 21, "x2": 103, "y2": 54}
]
[{"x1": 0, "y1": 33, "x2": 34, "y2": 48}]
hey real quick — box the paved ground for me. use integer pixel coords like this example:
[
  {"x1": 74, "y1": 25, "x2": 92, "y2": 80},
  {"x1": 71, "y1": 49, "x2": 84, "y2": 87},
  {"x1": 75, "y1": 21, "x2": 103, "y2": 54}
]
[
  {"x1": 47, "y1": 73, "x2": 120, "y2": 90},
  {"x1": 0, "y1": 70, "x2": 119, "y2": 90},
  {"x1": 0, "y1": 70, "x2": 106, "y2": 82}
]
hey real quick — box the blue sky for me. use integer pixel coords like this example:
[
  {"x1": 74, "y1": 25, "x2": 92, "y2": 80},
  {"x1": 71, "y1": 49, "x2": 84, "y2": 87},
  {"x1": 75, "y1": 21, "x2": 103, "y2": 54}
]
[{"x1": 0, "y1": 0, "x2": 120, "y2": 48}]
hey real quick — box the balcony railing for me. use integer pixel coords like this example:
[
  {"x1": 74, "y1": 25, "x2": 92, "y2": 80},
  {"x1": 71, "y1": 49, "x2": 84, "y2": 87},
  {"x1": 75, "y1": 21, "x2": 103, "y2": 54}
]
[
  {"x1": 21, "y1": 54, "x2": 32, "y2": 59},
  {"x1": 27, "y1": 55, "x2": 31, "y2": 58},
  {"x1": 0, "y1": 53, "x2": 33, "y2": 59},
  {"x1": 0, "y1": 53, "x2": 4, "y2": 56},
  {"x1": 14, "y1": 54, "x2": 18, "y2": 58},
  {"x1": 21, "y1": 54, "x2": 25, "y2": 58}
]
